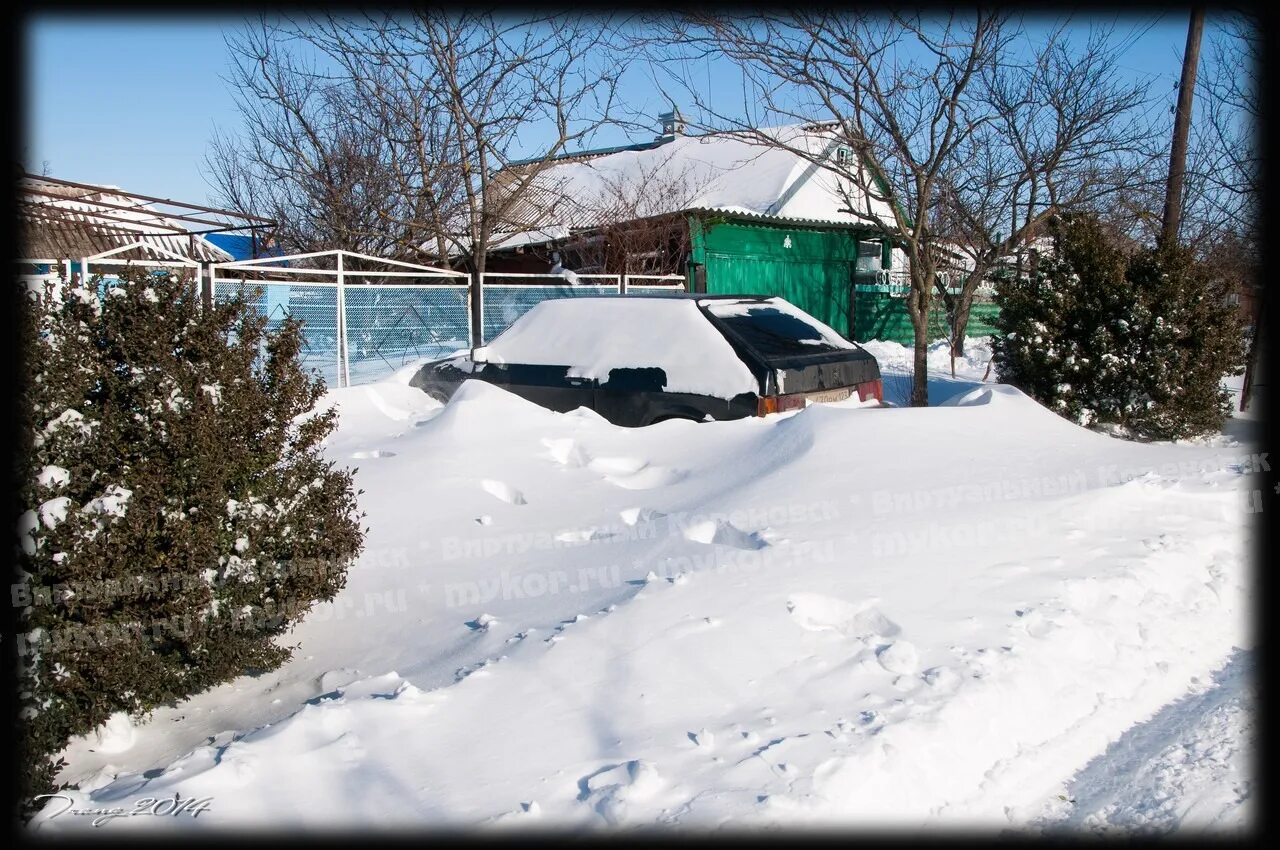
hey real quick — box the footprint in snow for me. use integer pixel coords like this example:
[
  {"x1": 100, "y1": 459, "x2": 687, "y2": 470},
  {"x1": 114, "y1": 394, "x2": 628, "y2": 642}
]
[
  {"x1": 542, "y1": 437, "x2": 590, "y2": 468},
  {"x1": 876, "y1": 640, "x2": 920, "y2": 674},
  {"x1": 786, "y1": 593, "x2": 901, "y2": 640},
  {"x1": 577, "y1": 760, "x2": 663, "y2": 825},
  {"x1": 688, "y1": 728, "x2": 714, "y2": 749},
  {"x1": 480, "y1": 479, "x2": 526, "y2": 505},
  {"x1": 602, "y1": 464, "x2": 685, "y2": 490},
  {"x1": 619, "y1": 507, "x2": 666, "y2": 526},
  {"x1": 682, "y1": 518, "x2": 768, "y2": 550},
  {"x1": 317, "y1": 668, "x2": 362, "y2": 693},
  {"x1": 921, "y1": 665, "x2": 961, "y2": 692}
]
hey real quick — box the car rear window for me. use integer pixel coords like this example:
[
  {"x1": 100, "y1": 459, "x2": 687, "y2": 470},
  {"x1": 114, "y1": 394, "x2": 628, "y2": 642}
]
[{"x1": 703, "y1": 299, "x2": 855, "y2": 359}]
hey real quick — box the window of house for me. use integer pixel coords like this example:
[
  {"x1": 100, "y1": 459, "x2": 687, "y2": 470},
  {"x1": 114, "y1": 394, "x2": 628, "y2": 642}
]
[{"x1": 855, "y1": 239, "x2": 882, "y2": 273}]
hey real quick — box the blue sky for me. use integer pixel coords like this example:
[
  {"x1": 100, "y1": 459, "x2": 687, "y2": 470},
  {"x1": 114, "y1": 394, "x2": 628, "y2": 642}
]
[{"x1": 24, "y1": 12, "x2": 1220, "y2": 208}]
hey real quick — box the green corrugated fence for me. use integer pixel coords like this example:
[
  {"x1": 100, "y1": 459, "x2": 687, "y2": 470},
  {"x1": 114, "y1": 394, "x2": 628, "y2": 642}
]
[{"x1": 852, "y1": 285, "x2": 1000, "y2": 345}]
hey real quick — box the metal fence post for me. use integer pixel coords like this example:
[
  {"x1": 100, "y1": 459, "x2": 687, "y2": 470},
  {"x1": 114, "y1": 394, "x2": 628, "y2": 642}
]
[
  {"x1": 475, "y1": 273, "x2": 485, "y2": 345},
  {"x1": 620, "y1": 274, "x2": 628, "y2": 295},
  {"x1": 201, "y1": 262, "x2": 213, "y2": 310},
  {"x1": 336, "y1": 251, "x2": 349, "y2": 388}
]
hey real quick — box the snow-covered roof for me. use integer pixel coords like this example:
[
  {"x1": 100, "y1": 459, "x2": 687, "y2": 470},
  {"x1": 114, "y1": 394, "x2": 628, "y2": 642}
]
[
  {"x1": 493, "y1": 125, "x2": 897, "y2": 248},
  {"x1": 478, "y1": 225, "x2": 574, "y2": 254}
]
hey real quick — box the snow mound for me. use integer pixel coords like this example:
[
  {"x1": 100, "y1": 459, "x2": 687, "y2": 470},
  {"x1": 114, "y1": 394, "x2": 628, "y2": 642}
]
[{"x1": 940, "y1": 383, "x2": 1026, "y2": 407}]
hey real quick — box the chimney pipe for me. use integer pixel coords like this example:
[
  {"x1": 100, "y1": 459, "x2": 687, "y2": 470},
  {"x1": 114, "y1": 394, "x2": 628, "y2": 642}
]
[{"x1": 657, "y1": 108, "x2": 685, "y2": 141}]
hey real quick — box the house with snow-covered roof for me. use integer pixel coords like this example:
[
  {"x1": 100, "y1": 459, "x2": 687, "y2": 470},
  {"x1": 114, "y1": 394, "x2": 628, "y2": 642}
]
[{"x1": 482, "y1": 114, "x2": 907, "y2": 339}]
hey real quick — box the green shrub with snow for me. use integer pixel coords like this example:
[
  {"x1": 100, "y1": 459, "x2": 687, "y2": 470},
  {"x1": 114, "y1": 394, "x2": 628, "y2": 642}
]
[
  {"x1": 992, "y1": 214, "x2": 1246, "y2": 440},
  {"x1": 14, "y1": 270, "x2": 364, "y2": 811}
]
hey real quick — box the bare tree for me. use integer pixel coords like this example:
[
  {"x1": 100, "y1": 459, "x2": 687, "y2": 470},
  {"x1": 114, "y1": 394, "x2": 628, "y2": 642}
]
[
  {"x1": 1193, "y1": 10, "x2": 1262, "y2": 408},
  {"x1": 642, "y1": 12, "x2": 1013, "y2": 405},
  {"x1": 1186, "y1": 10, "x2": 1259, "y2": 252},
  {"x1": 207, "y1": 12, "x2": 633, "y2": 344},
  {"x1": 932, "y1": 24, "x2": 1156, "y2": 375},
  {"x1": 562, "y1": 151, "x2": 714, "y2": 274},
  {"x1": 206, "y1": 16, "x2": 432, "y2": 257}
]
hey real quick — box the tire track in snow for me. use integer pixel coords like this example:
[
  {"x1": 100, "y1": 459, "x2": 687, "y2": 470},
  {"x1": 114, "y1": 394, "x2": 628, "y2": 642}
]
[{"x1": 1033, "y1": 648, "x2": 1255, "y2": 836}]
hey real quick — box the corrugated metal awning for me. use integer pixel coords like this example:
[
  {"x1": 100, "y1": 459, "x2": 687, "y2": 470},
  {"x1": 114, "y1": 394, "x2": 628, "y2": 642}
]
[{"x1": 17, "y1": 174, "x2": 275, "y2": 262}]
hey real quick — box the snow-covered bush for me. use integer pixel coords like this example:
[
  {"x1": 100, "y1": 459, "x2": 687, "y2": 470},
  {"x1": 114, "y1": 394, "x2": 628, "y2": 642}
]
[
  {"x1": 15, "y1": 270, "x2": 364, "y2": 809},
  {"x1": 992, "y1": 214, "x2": 1246, "y2": 440}
]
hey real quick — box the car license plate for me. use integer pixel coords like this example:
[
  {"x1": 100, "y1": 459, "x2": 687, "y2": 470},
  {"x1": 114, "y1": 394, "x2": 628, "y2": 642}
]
[{"x1": 804, "y1": 387, "x2": 853, "y2": 405}]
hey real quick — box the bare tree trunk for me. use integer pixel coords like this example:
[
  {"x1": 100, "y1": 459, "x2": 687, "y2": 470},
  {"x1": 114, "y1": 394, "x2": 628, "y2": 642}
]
[
  {"x1": 951, "y1": 292, "x2": 975, "y2": 378},
  {"x1": 911, "y1": 311, "x2": 930, "y2": 406},
  {"x1": 907, "y1": 274, "x2": 931, "y2": 406},
  {"x1": 470, "y1": 252, "x2": 485, "y2": 349},
  {"x1": 1160, "y1": 8, "x2": 1205, "y2": 250}
]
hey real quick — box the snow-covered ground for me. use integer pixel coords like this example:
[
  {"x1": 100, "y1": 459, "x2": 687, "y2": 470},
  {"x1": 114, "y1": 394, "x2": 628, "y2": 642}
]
[
  {"x1": 31, "y1": 345, "x2": 1257, "y2": 834},
  {"x1": 1031, "y1": 647, "x2": 1254, "y2": 836}
]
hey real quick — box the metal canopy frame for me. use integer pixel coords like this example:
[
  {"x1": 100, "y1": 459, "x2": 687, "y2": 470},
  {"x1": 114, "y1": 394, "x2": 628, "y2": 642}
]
[
  {"x1": 85, "y1": 241, "x2": 199, "y2": 264},
  {"x1": 19, "y1": 172, "x2": 277, "y2": 238},
  {"x1": 214, "y1": 249, "x2": 466, "y2": 279},
  {"x1": 76, "y1": 241, "x2": 202, "y2": 288},
  {"x1": 82, "y1": 241, "x2": 201, "y2": 279}
]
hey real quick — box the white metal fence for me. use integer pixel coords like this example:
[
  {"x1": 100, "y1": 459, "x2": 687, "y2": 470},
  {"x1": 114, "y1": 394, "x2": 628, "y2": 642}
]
[
  {"x1": 209, "y1": 251, "x2": 471, "y2": 388},
  {"x1": 20, "y1": 249, "x2": 687, "y2": 389},
  {"x1": 343, "y1": 284, "x2": 471, "y2": 385},
  {"x1": 624, "y1": 274, "x2": 689, "y2": 295},
  {"x1": 478, "y1": 273, "x2": 621, "y2": 344},
  {"x1": 21, "y1": 250, "x2": 688, "y2": 389}
]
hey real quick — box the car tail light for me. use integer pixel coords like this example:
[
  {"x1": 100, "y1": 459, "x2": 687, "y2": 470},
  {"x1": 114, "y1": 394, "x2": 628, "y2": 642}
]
[
  {"x1": 756, "y1": 393, "x2": 807, "y2": 416},
  {"x1": 757, "y1": 380, "x2": 883, "y2": 417},
  {"x1": 855, "y1": 379, "x2": 883, "y2": 402}
]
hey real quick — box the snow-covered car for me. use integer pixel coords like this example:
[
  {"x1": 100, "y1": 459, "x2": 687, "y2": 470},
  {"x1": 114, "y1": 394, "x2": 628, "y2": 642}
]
[{"x1": 409, "y1": 294, "x2": 883, "y2": 427}]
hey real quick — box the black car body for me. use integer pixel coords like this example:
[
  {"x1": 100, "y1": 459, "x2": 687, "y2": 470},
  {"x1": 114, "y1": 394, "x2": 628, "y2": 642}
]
[{"x1": 409, "y1": 294, "x2": 882, "y2": 427}]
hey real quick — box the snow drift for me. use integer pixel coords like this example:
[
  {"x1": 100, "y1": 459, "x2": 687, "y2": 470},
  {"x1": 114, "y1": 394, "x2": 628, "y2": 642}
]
[{"x1": 33, "y1": 353, "x2": 1254, "y2": 833}]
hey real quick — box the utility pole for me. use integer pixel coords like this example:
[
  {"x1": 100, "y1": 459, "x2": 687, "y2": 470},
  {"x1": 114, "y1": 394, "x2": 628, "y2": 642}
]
[{"x1": 1160, "y1": 8, "x2": 1205, "y2": 250}]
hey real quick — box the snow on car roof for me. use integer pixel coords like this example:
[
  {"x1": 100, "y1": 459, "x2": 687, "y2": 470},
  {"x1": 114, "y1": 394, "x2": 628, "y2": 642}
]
[{"x1": 480, "y1": 297, "x2": 760, "y2": 399}]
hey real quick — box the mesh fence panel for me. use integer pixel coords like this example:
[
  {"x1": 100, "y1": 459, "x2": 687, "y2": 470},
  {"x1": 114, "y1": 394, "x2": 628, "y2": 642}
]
[
  {"x1": 626, "y1": 285, "x2": 687, "y2": 296},
  {"x1": 342, "y1": 285, "x2": 471, "y2": 385},
  {"x1": 213, "y1": 280, "x2": 341, "y2": 387},
  {"x1": 481, "y1": 284, "x2": 618, "y2": 342}
]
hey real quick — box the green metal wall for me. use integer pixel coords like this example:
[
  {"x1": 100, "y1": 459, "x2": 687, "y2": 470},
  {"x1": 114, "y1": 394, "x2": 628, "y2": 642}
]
[
  {"x1": 692, "y1": 218, "x2": 860, "y2": 336},
  {"x1": 688, "y1": 216, "x2": 1001, "y2": 344}
]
